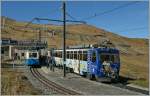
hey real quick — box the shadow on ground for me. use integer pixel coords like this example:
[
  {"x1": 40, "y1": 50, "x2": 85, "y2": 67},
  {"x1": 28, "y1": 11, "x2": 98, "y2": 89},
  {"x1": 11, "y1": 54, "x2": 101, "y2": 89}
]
[
  {"x1": 101, "y1": 75, "x2": 136, "y2": 85},
  {"x1": 118, "y1": 76, "x2": 136, "y2": 85}
]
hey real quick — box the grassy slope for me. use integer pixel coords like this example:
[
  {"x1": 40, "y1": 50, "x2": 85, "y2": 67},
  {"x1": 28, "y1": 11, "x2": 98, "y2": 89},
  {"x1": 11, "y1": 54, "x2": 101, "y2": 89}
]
[
  {"x1": 1, "y1": 67, "x2": 42, "y2": 95},
  {"x1": 1, "y1": 17, "x2": 149, "y2": 87}
]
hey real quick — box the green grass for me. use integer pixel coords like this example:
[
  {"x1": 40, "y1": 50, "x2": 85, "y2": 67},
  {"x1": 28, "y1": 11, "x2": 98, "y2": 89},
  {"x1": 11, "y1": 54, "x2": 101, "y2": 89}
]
[{"x1": 128, "y1": 79, "x2": 149, "y2": 88}]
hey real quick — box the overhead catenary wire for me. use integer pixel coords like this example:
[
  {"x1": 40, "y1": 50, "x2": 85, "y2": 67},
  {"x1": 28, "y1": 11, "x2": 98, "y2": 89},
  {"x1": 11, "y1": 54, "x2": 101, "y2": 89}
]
[
  {"x1": 66, "y1": 12, "x2": 76, "y2": 21},
  {"x1": 81, "y1": 1, "x2": 140, "y2": 21},
  {"x1": 25, "y1": 17, "x2": 86, "y2": 28}
]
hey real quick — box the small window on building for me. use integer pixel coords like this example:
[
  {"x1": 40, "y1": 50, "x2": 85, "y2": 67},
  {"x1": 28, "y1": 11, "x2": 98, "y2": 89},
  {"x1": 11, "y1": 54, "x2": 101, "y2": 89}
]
[
  {"x1": 21, "y1": 53, "x2": 24, "y2": 56},
  {"x1": 1, "y1": 48, "x2": 4, "y2": 54}
]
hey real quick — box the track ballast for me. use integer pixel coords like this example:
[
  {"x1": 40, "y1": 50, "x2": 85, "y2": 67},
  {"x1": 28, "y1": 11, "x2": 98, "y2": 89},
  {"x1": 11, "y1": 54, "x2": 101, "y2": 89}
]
[{"x1": 30, "y1": 67, "x2": 81, "y2": 95}]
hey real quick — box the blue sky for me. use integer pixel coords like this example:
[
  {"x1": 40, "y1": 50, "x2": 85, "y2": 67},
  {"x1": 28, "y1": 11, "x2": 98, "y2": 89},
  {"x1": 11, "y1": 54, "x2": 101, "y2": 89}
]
[{"x1": 1, "y1": 1, "x2": 149, "y2": 38}]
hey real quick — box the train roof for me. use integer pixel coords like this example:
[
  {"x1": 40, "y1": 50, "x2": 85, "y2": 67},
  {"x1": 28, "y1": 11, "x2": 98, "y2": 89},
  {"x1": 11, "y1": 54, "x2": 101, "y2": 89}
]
[
  {"x1": 53, "y1": 47, "x2": 119, "y2": 52},
  {"x1": 93, "y1": 47, "x2": 119, "y2": 53},
  {"x1": 54, "y1": 48, "x2": 89, "y2": 51}
]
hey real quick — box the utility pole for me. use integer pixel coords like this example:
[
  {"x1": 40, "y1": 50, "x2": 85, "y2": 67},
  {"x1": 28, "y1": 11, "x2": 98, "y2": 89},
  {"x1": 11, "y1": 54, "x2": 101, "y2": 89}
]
[
  {"x1": 24, "y1": 3, "x2": 86, "y2": 77},
  {"x1": 62, "y1": 1, "x2": 66, "y2": 77}
]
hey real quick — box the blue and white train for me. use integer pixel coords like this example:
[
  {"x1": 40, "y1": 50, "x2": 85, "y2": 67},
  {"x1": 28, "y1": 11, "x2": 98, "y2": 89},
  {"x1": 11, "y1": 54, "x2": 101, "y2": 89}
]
[
  {"x1": 24, "y1": 50, "x2": 40, "y2": 66},
  {"x1": 52, "y1": 47, "x2": 120, "y2": 82},
  {"x1": 23, "y1": 44, "x2": 120, "y2": 81}
]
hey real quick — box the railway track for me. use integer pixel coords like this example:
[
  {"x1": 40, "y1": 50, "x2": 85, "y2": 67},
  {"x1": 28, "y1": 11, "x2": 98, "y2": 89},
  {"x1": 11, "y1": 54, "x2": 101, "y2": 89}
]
[{"x1": 30, "y1": 67, "x2": 81, "y2": 95}]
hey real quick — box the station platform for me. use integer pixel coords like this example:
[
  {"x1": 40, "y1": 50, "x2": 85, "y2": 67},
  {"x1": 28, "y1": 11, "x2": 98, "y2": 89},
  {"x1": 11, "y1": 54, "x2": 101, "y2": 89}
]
[{"x1": 39, "y1": 66, "x2": 142, "y2": 95}]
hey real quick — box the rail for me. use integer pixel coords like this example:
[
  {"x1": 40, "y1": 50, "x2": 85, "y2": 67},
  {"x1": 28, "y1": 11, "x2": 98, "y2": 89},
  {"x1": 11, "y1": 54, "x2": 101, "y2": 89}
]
[{"x1": 30, "y1": 68, "x2": 81, "y2": 95}]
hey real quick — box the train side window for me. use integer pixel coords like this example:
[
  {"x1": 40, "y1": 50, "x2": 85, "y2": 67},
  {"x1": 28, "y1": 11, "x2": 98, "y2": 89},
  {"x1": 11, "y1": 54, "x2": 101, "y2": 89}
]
[
  {"x1": 70, "y1": 51, "x2": 73, "y2": 59},
  {"x1": 59, "y1": 51, "x2": 61, "y2": 58},
  {"x1": 58, "y1": 51, "x2": 61, "y2": 58},
  {"x1": 60, "y1": 51, "x2": 62, "y2": 58},
  {"x1": 54, "y1": 52, "x2": 56, "y2": 57},
  {"x1": 32, "y1": 53, "x2": 37, "y2": 58},
  {"x1": 83, "y1": 51, "x2": 87, "y2": 61},
  {"x1": 55, "y1": 52, "x2": 57, "y2": 57},
  {"x1": 78, "y1": 51, "x2": 82, "y2": 60},
  {"x1": 92, "y1": 51, "x2": 96, "y2": 62},
  {"x1": 59, "y1": 51, "x2": 61, "y2": 57},
  {"x1": 29, "y1": 53, "x2": 32, "y2": 57},
  {"x1": 74, "y1": 51, "x2": 77, "y2": 59},
  {"x1": 67, "y1": 51, "x2": 70, "y2": 59},
  {"x1": 57, "y1": 51, "x2": 60, "y2": 57}
]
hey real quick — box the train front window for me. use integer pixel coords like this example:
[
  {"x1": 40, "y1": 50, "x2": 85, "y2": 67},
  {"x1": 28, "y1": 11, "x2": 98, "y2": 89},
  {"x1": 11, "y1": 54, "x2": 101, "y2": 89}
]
[
  {"x1": 100, "y1": 53, "x2": 119, "y2": 64},
  {"x1": 29, "y1": 53, "x2": 37, "y2": 58},
  {"x1": 32, "y1": 53, "x2": 37, "y2": 58}
]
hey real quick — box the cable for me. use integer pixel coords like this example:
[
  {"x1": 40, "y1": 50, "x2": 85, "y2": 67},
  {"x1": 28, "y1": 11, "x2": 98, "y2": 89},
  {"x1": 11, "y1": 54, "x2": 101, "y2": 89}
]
[
  {"x1": 66, "y1": 12, "x2": 76, "y2": 21},
  {"x1": 81, "y1": 1, "x2": 140, "y2": 21}
]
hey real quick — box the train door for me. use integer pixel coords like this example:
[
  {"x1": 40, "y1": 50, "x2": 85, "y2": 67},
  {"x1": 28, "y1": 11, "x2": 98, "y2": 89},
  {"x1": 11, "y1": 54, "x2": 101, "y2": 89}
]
[
  {"x1": 87, "y1": 50, "x2": 97, "y2": 78},
  {"x1": 91, "y1": 50, "x2": 97, "y2": 74}
]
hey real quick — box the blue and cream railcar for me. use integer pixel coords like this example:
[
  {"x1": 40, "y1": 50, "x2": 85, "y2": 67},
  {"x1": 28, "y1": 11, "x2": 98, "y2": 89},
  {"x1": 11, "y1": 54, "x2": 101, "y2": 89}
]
[
  {"x1": 53, "y1": 49, "x2": 88, "y2": 75},
  {"x1": 25, "y1": 50, "x2": 39, "y2": 66},
  {"x1": 53, "y1": 47, "x2": 120, "y2": 82},
  {"x1": 87, "y1": 48, "x2": 120, "y2": 81}
]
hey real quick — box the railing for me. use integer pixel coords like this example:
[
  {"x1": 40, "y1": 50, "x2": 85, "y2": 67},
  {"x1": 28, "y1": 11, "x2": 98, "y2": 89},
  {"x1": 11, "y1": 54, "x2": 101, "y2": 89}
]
[{"x1": 1, "y1": 39, "x2": 47, "y2": 46}]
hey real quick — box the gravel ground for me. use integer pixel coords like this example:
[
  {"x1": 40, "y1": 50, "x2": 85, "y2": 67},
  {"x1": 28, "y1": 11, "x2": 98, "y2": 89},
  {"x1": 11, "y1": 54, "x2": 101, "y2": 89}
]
[
  {"x1": 39, "y1": 66, "x2": 143, "y2": 95},
  {"x1": 7, "y1": 63, "x2": 144, "y2": 95},
  {"x1": 23, "y1": 66, "x2": 61, "y2": 95}
]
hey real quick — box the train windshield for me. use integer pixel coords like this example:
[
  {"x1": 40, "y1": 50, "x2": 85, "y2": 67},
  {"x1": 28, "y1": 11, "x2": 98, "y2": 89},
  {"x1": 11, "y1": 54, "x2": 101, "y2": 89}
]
[
  {"x1": 29, "y1": 53, "x2": 37, "y2": 58},
  {"x1": 100, "y1": 53, "x2": 119, "y2": 64}
]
